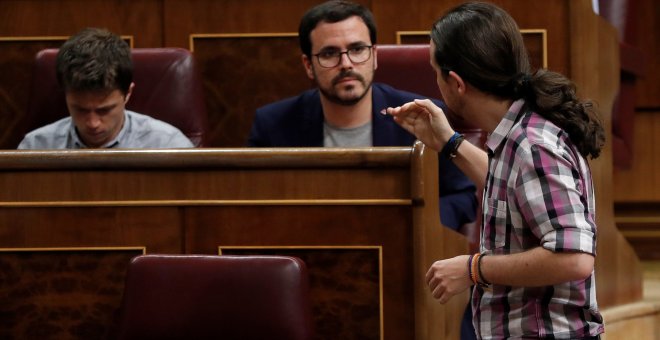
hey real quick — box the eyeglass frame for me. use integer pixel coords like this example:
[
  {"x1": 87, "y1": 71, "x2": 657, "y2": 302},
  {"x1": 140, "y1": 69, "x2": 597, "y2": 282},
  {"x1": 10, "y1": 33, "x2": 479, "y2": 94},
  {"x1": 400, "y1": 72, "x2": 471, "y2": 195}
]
[{"x1": 312, "y1": 45, "x2": 374, "y2": 68}]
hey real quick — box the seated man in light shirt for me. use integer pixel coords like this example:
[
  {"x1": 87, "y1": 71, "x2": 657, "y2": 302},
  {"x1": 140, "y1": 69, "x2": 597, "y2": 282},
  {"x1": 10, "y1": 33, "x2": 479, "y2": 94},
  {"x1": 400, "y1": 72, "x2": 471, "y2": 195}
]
[{"x1": 18, "y1": 28, "x2": 193, "y2": 149}]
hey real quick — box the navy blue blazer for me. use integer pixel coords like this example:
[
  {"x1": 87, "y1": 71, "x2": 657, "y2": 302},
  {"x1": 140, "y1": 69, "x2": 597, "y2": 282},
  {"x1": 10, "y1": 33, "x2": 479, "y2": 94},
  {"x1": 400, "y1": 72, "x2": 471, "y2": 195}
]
[{"x1": 248, "y1": 83, "x2": 477, "y2": 230}]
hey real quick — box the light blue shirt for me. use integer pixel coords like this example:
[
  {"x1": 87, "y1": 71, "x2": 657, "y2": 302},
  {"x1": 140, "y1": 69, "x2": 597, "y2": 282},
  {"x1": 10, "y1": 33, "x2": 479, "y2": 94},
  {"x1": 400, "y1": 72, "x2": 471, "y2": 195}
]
[{"x1": 18, "y1": 110, "x2": 193, "y2": 149}]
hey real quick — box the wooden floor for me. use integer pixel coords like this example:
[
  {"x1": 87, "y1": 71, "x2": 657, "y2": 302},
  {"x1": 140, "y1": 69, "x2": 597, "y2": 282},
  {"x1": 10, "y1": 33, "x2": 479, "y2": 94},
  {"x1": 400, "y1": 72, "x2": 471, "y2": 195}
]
[
  {"x1": 599, "y1": 261, "x2": 660, "y2": 340},
  {"x1": 643, "y1": 261, "x2": 660, "y2": 302}
]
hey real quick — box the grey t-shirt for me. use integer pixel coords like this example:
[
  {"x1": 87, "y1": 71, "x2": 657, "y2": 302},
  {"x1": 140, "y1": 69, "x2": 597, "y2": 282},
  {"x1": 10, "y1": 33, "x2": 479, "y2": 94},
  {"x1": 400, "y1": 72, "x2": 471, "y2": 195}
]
[
  {"x1": 17, "y1": 110, "x2": 194, "y2": 149},
  {"x1": 323, "y1": 121, "x2": 372, "y2": 147}
]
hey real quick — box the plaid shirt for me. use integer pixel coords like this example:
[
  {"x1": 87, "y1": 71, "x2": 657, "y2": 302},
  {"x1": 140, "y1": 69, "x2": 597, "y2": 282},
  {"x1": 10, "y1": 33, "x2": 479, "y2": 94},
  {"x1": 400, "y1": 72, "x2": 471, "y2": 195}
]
[{"x1": 473, "y1": 99, "x2": 604, "y2": 339}]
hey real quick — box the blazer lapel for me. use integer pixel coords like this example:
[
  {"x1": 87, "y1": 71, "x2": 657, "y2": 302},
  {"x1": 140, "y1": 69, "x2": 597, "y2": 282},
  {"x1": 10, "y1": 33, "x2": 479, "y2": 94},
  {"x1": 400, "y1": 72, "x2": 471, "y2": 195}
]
[{"x1": 371, "y1": 85, "x2": 409, "y2": 147}]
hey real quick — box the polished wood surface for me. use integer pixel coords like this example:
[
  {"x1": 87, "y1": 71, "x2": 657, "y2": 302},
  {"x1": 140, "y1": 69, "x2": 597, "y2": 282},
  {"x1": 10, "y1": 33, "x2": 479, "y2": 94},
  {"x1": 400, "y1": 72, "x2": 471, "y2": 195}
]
[
  {"x1": 569, "y1": 0, "x2": 643, "y2": 307},
  {"x1": 616, "y1": 202, "x2": 660, "y2": 260},
  {"x1": 613, "y1": 111, "x2": 660, "y2": 202},
  {"x1": 610, "y1": 0, "x2": 660, "y2": 259},
  {"x1": 0, "y1": 1, "x2": 162, "y2": 46},
  {"x1": 190, "y1": 34, "x2": 310, "y2": 147},
  {"x1": 635, "y1": 0, "x2": 660, "y2": 109},
  {"x1": 372, "y1": 0, "x2": 569, "y2": 75},
  {"x1": 0, "y1": 144, "x2": 469, "y2": 340},
  {"x1": 613, "y1": 110, "x2": 660, "y2": 260}
]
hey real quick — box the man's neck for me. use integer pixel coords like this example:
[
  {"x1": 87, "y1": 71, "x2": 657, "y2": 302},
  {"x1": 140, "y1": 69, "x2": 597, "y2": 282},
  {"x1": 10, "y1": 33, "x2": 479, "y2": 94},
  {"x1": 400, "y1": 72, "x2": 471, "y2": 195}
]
[
  {"x1": 462, "y1": 87, "x2": 513, "y2": 133},
  {"x1": 320, "y1": 88, "x2": 373, "y2": 128}
]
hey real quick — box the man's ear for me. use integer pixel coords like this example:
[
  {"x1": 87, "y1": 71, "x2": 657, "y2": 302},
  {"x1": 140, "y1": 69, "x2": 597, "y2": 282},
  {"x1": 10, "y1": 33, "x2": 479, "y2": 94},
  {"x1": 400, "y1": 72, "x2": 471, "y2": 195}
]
[
  {"x1": 124, "y1": 82, "x2": 135, "y2": 103},
  {"x1": 372, "y1": 45, "x2": 377, "y2": 70},
  {"x1": 448, "y1": 71, "x2": 466, "y2": 95},
  {"x1": 302, "y1": 54, "x2": 315, "y2": 80}
]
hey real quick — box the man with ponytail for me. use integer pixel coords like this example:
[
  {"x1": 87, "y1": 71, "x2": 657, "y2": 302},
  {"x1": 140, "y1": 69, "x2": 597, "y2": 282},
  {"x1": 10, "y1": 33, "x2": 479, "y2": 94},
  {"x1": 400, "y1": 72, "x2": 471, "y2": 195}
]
[{"x1": 387, "y1": 2, "x2": 605, "y2": 339}]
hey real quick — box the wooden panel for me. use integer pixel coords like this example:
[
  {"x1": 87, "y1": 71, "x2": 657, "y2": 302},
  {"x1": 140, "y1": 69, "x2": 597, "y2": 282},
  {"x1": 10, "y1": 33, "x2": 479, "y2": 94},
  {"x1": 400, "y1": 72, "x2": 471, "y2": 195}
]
[
  {"x1": 521, "y1": 29, "x2": 548, "y2": 70},
  {"x1": 0, "y1": 248, "x2": 143, "y2": 339},
  {"x1": 0, "y1": 148, "x2": 412, "y2": 202},
  {"x1": 613, "y1": 111, "x2": 660, "y2": 202},
  {"x1": 397, "y1": 29, "x2": 547, "y2": 70},
  {"x1": 0, "y1": 145, "x2": 470, "y2": 340},
  {"x1": 635, "y1": 0, "x2": 660, "y2": 108},
  {"x1": 195, "y1": 206, "x2": 412, "y2": 340},
  {"x1": 372, "y1": 0, "x2": 569, "y2": 75},
  {"x1": 0, "y1": 0, "x2": 161, "y2": 47},
  {"x1": 162, "y1": 0, "x2": 329, "y2": 48},
  {"x1": 0, "y1": 207, "x2": 182, "y2": 252},
  {"x1": 612, "y1": 110, "x2": 660, "y2": 260},
  {"x1": 190, "y1": 34, "x2": 310, "y2": 147},
  {"x1": 0, "y1": 38, "x2": 67, "y2": 148},
  {"x1": 601, "y1": 0, "x2": 656, "y2": 222},
  {"x1": 0, "y1": 168, "x2": 409, "y2": 202},
  {"x1": 616, "y1": 202, "x2": 660, "y2": 260},
  {"x1": 568, "y1": 0, "x2": 643, "y2": 307}
]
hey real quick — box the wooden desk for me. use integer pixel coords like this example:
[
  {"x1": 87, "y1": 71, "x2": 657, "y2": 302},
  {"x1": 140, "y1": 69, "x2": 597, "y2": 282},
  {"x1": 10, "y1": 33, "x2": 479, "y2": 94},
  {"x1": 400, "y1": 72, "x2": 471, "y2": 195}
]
[{"x1": 0, "y1": 142, "x2": 468, "y2": 340}]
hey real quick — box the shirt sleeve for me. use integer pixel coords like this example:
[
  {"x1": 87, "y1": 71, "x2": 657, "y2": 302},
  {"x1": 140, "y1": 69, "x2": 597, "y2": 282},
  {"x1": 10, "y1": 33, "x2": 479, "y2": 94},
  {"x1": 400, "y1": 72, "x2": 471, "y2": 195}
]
[
  {"x1": 17, "y1": 137, "x2": 33, "y2": 149},
  {"x1": 514, "y1": 143, "x2": 596, "y2": 255},
  {"x1": 167, "y1": 132, "x2": 195, "y2": 148}
]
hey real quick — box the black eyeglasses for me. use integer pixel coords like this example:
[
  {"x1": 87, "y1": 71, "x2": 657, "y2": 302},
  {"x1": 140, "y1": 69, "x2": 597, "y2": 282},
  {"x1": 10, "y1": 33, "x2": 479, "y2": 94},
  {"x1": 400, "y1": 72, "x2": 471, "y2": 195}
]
[{"x1": 313, "y1": 45, "x2": 373, "y2": 68}]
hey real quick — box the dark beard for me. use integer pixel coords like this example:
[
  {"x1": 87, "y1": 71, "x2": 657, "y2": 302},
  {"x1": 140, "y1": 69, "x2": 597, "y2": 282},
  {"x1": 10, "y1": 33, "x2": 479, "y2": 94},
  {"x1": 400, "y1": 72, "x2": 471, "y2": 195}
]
[{"x1": 318, "y1": 70, "x2": 372, "y2": 106}]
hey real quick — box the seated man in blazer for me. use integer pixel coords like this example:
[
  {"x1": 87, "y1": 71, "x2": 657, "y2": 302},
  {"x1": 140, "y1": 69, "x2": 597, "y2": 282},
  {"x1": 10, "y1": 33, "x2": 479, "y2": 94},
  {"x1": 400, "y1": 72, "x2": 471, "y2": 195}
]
[
  {"x1": 248, "y1": 1, "x2": 477, "y2": 232},
  {"x1": 18, "y1": 28, "x2": 193, "y2": 149}
]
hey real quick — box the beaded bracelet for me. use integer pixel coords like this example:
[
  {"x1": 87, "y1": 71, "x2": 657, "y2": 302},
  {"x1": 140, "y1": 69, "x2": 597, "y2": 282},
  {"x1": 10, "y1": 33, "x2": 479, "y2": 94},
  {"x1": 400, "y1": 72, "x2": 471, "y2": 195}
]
[
  {"x1": 470, "y1": 253, "x2": 480, "y2": 285},
  {"x1": 476, "y1": 253, "x2": 491, "y2": 287}
]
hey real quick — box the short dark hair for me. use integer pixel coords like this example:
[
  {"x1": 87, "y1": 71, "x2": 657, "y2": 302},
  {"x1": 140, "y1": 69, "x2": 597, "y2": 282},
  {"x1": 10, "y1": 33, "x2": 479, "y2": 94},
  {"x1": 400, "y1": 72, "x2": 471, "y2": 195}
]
[
  {"x1": 298, "y1": 0, "x2": 377, "y2": 58},
  {"x1": 56, "y1": 27, "x2": 133, "y2": 95}
]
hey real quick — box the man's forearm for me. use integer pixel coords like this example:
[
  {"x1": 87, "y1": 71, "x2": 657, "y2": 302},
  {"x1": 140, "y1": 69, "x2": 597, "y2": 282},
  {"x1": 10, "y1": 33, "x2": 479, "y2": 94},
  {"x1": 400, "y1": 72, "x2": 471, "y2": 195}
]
[{"x1": 479, "y1": 246, "x2": 594, "y2": 287}]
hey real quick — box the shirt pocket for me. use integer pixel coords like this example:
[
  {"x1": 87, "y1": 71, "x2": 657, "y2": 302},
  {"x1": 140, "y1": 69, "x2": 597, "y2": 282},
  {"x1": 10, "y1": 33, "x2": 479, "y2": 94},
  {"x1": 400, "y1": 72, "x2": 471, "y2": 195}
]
[{"x1": 482, "y1": 197, "x2": 508, "y2": 250}]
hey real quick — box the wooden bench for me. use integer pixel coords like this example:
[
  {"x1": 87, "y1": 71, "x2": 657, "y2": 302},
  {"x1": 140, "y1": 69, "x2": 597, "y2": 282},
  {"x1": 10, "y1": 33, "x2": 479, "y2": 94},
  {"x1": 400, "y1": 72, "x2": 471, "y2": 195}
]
[{"x1": 0, "y1": 142, "x2": 468, "y2": 340}]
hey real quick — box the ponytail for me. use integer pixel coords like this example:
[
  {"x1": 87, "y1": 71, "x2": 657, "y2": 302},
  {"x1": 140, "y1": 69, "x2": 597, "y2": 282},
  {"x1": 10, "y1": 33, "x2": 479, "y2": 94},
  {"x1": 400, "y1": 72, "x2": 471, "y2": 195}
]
[{"x1": 520, "y1": 69, "x2": 605, "y2": 159}]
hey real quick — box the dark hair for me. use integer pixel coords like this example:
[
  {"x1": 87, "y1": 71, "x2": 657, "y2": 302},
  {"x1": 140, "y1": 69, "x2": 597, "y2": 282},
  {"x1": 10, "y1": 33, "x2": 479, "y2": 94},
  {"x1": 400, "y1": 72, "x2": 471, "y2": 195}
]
[
  {"x1": 56, "y1": 27, "x2": 133, "y2": 95},
  {"x1": 298, "y1": 0, "x2": 377, "y2": 58},
  {"x1": 431, "y1": 2, "x2": 605, "y2": 159}
]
